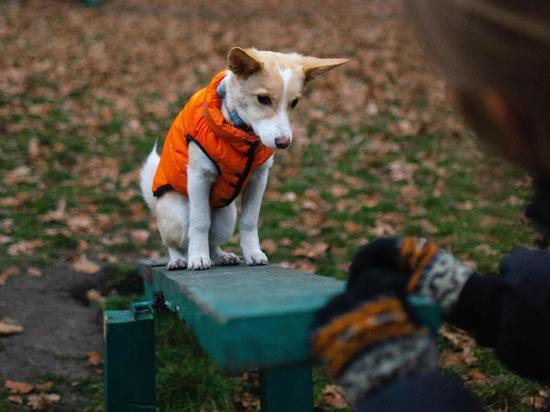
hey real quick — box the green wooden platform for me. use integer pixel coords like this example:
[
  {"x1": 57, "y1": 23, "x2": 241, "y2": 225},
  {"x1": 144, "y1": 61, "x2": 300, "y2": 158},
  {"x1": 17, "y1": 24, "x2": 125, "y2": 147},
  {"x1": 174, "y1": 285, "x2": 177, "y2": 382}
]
[
  {"x1": 104, "y1": 259, "x2": 440, "y2": 412},
  {"x1": 147, "y1": 262, "x2": 344, "y2": 369}
]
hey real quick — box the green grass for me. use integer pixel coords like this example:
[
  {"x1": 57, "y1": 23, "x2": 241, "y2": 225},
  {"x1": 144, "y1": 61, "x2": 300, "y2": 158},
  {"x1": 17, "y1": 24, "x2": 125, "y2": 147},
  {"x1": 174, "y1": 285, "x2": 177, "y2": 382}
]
[
  {"x1": 74, "y1": 376, "x2": 104, "y2": 412},
  {"x1": 0, "y1": 398, "x2": 12, "y2": 412},
  {"x1": 155, "y1": 313, "x2": 239, "y2": 412},
  {"x1": 472, "y1": 348, "x2": 541, "y2": 411}
]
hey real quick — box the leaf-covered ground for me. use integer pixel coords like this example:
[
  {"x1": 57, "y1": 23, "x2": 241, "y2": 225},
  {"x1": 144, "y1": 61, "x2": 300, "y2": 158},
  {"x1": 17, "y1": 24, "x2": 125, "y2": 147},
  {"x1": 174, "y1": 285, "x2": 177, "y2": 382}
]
[{"x1": 0, "y1": 0, "x2": 547, "y2": 410}]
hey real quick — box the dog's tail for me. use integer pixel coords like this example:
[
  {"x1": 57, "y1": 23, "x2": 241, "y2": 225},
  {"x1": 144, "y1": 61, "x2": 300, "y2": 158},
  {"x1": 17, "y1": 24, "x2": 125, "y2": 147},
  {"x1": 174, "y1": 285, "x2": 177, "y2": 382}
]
[{"x1": 140, "y1": 142, "x2": 160, "y2": 211}]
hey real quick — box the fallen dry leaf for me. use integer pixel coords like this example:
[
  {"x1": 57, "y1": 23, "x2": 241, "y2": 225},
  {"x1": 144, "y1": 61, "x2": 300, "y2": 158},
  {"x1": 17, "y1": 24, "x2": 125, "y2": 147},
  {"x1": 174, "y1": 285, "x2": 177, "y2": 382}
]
[
  {"x1": 7, "y1": 240, "x2": 45, "y2": 256},
  {"x1": 66, "y1": 214, "x2": 94, "y2": 232},
  {"x1": 260, "y1": 239, "x2": 278, "y2": 254},
  {"x1": 322, "y1": 385, "x2": 349, "y2": 409},
  {"x1": 301, "y1": 199, "x2": 318, "y2": 210},
  {"x1": 4, "y1": 166, "x2": 34, "y2": 185},
  {"x1": 5, "y1": 380, "x2": 33, "y2": 394},
  {"x1": 401, "y1": 183, "x2": 420, "y2": 200},
  {"x1": 475, "y1": 243, "x2": 498, "y2": 256},
  {"x1": 35, "y1": 381, "x2": 55, "y2": 391},
  {"x1": 0, "y1": 193, "x2": 31, "y2": 207},
  {"x1": 417, "y1": 219, "x2": 438, "y2": 234},
  {"x1": 72, "y1": 254, "x2": 100, "y2": 274},
  {"x1": 86, "y1": 289, "x2": 105, "y2": 304},
  {"x1": 439, "y1": 326, "x2": 476, "y2": 348},
  {"x1": 0, "y1": 235, "x2": 12, "y2": 244},
  {"x1": 0, "y1": 318, "x2": 24, "y2": 335},
  {"x1": 390, "y1": 118, "x2": 422, "y2": 136},
  {"x1": 329, "y1": 184, "x2": 349, "y2": 197},
  {"x1": 27, "y1": 393, "x2": 61, "y2": 411},
  {"x1": 76, "y1": 156, "x2": 119, "y2": 187},
  {"x1": 100, "y1": 235, "x2": 127, "y2": 246},
  {"x1": 97, "y1": 253, "x2": 118, "y2": 262},
  {"x1": 28, "y1": 137, "x2": 41, "y2": 159},
  {"x1": 334, "y1": 172, "x2": 365, "y2": 189},
  {"x1": 439, "y1": 326, "x2": 477, "y2": 366},
  {"x1": 369, "y1": 221, "x2": 397, "y2": 237},
  {"x1": 460, "y1": 257, "x2": 478, "y2": 271},
  {"x1": 389, "y1": 161, "x2": 417, "y2": 182},
  {"x1": 365, "y1": 193, "x2": 380, "y2": 208},
  {"x1": 0, "y1": 265, "x2": 21, "y2": 286},
  {"x1": 481, "y1": 215, "x2": 499, "y2": 228},
  {"x1": 27, "y1": 267, "x2": 43, "y2": 277},
  {"x1": 129, "y1": 203, "x2": 147, "y2": 221},
  {"x1": 78, "y1": 239, "x2": 90, "y2": 252},
  {"x1": 521, "y1": 395, "x2": 547, "y2": 410},
  {"x1": 344, "y1": 221, "x2": 362, "y2": 234},
  {"x1": 440, "y1": 347, "x2": 477, "y2": 367},
  {"x1": 7, "y1": 395, "x2": 23, "y2": 404},
  {"x1": 292, "y1": 242, "x2": 329, "y2": 259},
  {"x1": 39, "y1": 199, "x2": 67, "y2": 223},
  {"x1": 293, "y1": 260, "x2": 317, "y2": 273},
  {"x1": 439, "y1": 350, "x2": 464, "y2": 367},
  {"x1": 508, "y1": 195, "x2": 522, "y2": 206},
  {"x1": 233, "y1": 391, "x2": 260, "y2": 411},
  {"x1": 87, "y1": 351, "x2": 103, "y2": 366},
  {"x1": 130, "y1": 229, "x2": 150, "y2": 245},
  {"x1": 279, "y1": 238, "x2": 292, "y2": 246},
  {"x1": 456, "y1": 201, "x2": 474, "y2": 210},
  {"x1": 1, "y1": 218, "x2": 14, "y2": 232},
  {"x1": 467, "y1": 370, "x2": 487, "y2": 382}
]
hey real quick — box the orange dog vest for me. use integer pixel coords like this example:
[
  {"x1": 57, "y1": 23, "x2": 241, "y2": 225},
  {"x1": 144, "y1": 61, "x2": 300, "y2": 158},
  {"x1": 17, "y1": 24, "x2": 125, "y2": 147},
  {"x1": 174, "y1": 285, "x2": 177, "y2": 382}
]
[{"x1": 152, "y1": 71, "x2": 274, "y2": 208}]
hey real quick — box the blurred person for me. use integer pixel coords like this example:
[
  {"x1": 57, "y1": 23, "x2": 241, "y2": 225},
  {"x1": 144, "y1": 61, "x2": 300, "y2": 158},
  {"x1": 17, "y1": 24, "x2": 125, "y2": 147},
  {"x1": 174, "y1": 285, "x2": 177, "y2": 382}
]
[{"x1": 311, "y1": 1, "x2": 550, "y2": 410}]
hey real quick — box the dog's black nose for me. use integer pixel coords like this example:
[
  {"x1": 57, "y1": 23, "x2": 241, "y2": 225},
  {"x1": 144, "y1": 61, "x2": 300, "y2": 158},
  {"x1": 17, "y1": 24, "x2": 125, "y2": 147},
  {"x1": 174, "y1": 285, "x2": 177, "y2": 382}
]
[{"x1": 275, "y1": 136, "x2": 291, "y2": 149}]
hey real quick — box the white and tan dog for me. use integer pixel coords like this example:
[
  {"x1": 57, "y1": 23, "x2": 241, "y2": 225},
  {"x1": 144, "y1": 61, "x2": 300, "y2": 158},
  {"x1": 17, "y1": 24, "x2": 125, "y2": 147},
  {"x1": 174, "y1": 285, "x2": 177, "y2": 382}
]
[{"x1": 140, "y1": 48, "x2": 347, "y2": 270}]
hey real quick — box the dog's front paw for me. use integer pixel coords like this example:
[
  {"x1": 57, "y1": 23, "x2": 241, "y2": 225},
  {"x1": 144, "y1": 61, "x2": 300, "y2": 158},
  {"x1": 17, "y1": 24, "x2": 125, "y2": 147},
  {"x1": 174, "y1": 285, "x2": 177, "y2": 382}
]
[
  {"x1": 167, "y1": 257, "x2": 187, "y2": 270},
  {"x1": 215, "y1": 251, "x2": 240, "y2": 266},
  {"x1": 244, "y1": 250, "x2": 268, "y2": 266},
  {"x1": 187, "y1": 255, "x2": 212, "y2": 270}
]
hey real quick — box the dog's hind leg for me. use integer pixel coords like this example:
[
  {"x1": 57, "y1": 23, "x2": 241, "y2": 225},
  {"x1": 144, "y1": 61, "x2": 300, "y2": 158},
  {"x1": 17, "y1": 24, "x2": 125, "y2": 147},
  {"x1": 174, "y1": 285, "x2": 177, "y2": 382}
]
[
  {"x1": 210, "y1": 202, "x2": 240, "y2": 266},
  {"x1": 156, "y1": 191, "x2": 189, "y2": 270}
]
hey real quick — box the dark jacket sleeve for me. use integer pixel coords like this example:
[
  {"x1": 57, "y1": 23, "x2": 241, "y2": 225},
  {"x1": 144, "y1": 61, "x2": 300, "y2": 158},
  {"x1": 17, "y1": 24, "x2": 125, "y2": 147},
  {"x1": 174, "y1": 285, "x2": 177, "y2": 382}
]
[
  {"x1": 448, "y1": 248, "x2": 550, "y2": 382},
  {"x1": 356, "y1": 371, "x2": 484, "y2": 412}
]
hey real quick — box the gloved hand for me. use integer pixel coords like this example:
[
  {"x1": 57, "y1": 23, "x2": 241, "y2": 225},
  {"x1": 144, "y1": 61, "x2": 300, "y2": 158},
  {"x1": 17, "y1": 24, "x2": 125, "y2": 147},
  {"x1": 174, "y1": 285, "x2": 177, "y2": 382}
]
[
  {"x1": 348, "y1": 237, "x2": 475, "y2": 315},
  {"x1": 310, "y1": 237, "x2": 475, "y2": 404},
  {"x1": 311, "y1": 269, "x2": 438, "y2": 404}
]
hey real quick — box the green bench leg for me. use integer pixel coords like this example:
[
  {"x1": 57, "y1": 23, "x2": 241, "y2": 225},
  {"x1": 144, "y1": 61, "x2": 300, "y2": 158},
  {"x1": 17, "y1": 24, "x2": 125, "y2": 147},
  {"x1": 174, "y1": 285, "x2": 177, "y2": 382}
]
[
  {"x1": 104, "y1": 310, "x2": 156, "y2": 412},
  {"x1": 260, "y1": 364, "x2": 313, "y2": 412},
  {"x1": 138, "y1": 257, "x2": 169, "y2": 301}
]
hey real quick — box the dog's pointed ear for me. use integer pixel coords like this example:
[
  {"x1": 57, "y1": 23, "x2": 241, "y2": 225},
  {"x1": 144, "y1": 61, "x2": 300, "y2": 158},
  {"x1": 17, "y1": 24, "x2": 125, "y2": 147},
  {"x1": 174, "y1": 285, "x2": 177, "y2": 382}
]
[
  {"x1": 301, "y1": 56, "x2": 348, "y2": 82},
  {"x1": 227, "y1": 47, "x2": 263, "y2": 77}
]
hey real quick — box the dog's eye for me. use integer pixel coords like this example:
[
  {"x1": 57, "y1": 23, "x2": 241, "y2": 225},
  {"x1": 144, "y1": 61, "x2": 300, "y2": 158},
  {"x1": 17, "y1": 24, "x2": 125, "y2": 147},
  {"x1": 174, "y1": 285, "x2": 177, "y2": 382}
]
[
  {"x1": 290, "y1": 98, "x2": 299, "y2": 109},
  {"x1": 257, "y1": 95, "x2": 272, "y2": 106}
]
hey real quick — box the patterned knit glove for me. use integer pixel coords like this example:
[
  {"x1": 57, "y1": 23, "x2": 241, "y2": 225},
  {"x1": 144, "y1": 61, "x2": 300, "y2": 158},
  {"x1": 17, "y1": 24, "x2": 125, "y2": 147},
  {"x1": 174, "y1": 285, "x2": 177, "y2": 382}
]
[
  {"x1": 348, "y1": 237, "x2": 474, "y2": 315},
  {"x1": 311, "y1": 272, "x2": 437, "y2": 404}
]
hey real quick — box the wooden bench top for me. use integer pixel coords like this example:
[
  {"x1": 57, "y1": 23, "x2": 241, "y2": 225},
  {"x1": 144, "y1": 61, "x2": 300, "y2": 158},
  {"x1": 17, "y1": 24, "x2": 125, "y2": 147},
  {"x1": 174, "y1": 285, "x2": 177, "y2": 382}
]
[{"x1": 140, "y1": 261, "x2": 344, "y2": 371}]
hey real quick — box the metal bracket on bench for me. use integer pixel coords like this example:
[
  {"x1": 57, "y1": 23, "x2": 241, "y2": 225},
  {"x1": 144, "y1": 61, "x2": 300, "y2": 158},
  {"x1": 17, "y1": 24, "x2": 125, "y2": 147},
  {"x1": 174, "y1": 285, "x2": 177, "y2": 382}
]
[
  {"x1": 130, "y1": 301, "x2": 154, "y2": 320},
  {"x1": 130, "y1": 291, "x2": 177, "y2": 320}
]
